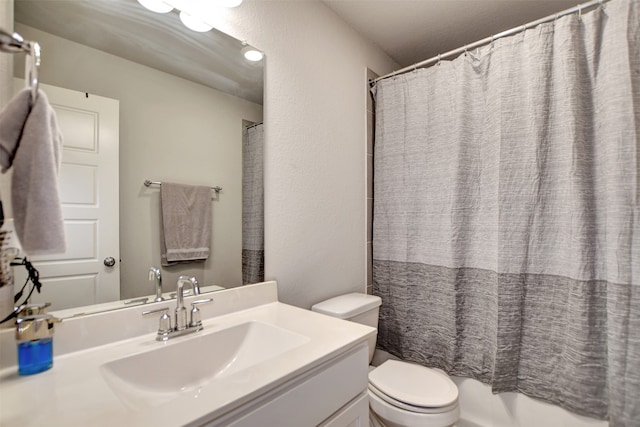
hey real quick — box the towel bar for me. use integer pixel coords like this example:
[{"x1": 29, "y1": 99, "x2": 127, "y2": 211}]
[{"x1": 144, "y1": 180, "x2": 222, "y2": 193}]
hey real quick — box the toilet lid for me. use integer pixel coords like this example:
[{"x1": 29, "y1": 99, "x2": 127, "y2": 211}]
[{"x1": 368, "y1": 360, "x2": 458, "y2": 409}]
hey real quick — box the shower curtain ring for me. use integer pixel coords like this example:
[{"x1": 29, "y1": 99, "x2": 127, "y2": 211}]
[
  {"x1": 578, "y1": 4, "x2": 582, "y2": 21},
  {"x1": 437, "y1": 53, "x2": 441, "y2": 65}
]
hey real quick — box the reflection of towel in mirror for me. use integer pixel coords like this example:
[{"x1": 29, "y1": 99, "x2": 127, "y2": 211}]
[
  {"x1": 0, "y1": 88, "x2": 66, "y2": 255},
  {"x1": 160, "y1": 182, "x2": 211, "y2": 266}
]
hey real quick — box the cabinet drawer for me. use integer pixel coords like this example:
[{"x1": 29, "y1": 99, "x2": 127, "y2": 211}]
[{"x1": 204, "y1": 343, "x2": 369, "y2": 427}]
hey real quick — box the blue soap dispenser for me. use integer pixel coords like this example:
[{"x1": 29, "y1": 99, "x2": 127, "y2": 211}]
[{"x1": 15, "y1": 313, "x2": 59, "y2": 376}]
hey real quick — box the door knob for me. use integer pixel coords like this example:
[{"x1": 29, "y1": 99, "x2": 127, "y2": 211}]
[{"x1": 104, "y1": 257, "x2": 116, "y2": 267}]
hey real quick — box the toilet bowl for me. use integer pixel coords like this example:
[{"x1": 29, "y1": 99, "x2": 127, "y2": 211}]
[
  {"x1": 368, "y1": 360, "x2": 459, "y2": 427},
  {"x1": 311, "y1": 293, "x2": 460, "y2": 427}
]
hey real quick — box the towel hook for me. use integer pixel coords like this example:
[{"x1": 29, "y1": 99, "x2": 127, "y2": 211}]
[
  {"x1": 26, "y1": 41, "x2": 41, "y2": 104},
  {"x1": 0, "y1": 29, "x2": 40, "y2": 105}
]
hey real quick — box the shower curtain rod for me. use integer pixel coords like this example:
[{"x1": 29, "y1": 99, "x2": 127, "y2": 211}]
[
  {"x1": 371, "y1": 0, "x2": 609, "y2": 85},
  {"x1": 244, "y1": 121, "x2": 263, "y2": 130}
]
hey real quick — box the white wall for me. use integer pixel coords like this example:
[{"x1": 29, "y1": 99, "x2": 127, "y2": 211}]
[
  {"x1": 14, "y1": 24, "x2": 263, "y2": 299},
  {"x1": 205, "y1": 0, "x2": 398, "y2": 308}
]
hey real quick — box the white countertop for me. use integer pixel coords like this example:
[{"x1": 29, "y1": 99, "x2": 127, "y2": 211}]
[{"x1": 0, "y1": 287, "x2": 375, "y2": 426}]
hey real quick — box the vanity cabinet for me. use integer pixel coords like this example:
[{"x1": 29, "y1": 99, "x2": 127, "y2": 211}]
[
  {"x1": 0, "y1": 283, "x2": 377, "y2": 427},
  {"x1": 202, "y1": 343, "x2": 370, "y2": 427},
  {"x1": 318, "y1": 393, "x2": 369, "y2": 427}
]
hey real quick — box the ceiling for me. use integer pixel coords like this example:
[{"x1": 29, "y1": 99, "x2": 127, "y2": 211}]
[
  {"x1": 323, "y1": 0, "x2": 579, "y2": 68},
  {"x1": 14, "y1": 0, "x2": 264, "y2": 104}
]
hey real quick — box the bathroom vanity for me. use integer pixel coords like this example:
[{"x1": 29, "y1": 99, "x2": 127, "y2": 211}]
[{"x1": 0, "y1": 282, "x2": 374, "y2": 426}]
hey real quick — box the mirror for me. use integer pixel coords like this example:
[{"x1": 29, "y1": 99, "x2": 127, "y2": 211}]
[{"x1": 9, "y1": 0, "x2": 264, "y2": 318}]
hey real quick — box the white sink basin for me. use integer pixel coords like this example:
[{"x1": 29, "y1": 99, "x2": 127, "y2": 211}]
[{"x1": 100, "y1": 321, "x2": 309, "y2": 408}]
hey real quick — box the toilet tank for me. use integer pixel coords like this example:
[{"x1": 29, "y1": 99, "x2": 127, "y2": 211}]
[{"x1": 311, "y1": 293, "x2": 382, "y2": 363}]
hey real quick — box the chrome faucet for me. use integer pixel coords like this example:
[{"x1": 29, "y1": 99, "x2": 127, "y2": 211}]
[
  {"x1": 175, "y1": 275, "x2": 199, "y2": 330},
  {"x1": 149, "y1": 267, "x2": 164, "y2": 302},
  {"x1": 143, "y1": 275, "x2": 212, "y2": 341}
]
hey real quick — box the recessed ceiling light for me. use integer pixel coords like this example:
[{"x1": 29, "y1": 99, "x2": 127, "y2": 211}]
[
  {"x1": 179, "y1": 11, "x2": 214, "y2": 32},
  {"x1": 242, "y1": 46, "x2": 263, "y2": 62},
  {"x1": 137, "y1": 0, "x2": 173, "y2": 13}
]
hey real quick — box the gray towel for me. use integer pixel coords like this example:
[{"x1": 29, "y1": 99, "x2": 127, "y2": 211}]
[
  {"x1": 0, "y1": 88, "x2": 66, "y2": 255},
  {"x1": 160, "y1": 182, "x2": 211, "y2": 266}
]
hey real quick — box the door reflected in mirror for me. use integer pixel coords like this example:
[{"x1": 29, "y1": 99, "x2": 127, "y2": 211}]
[{"x1": 9, "y1": 0, "x2": 264, "y2": 318}]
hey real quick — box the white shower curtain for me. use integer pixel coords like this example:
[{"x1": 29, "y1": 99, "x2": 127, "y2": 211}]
[
  {"x1": 242, "y1": 123, "x2": 264, "y2": 284},
  {"x1": 372, "y1": 0, "x2": 639, "y2": 424}
]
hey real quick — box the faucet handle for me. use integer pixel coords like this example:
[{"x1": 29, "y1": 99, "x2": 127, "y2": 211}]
[
  {"x1": 149, "y1": 267, "x2": 164, "y2": 302},
  {"x1": 189, "y1": 298, "x2": 213, "y2": 329},
  {"x1": 142, "y1": 307, "x2": 172, "y2": 336}
]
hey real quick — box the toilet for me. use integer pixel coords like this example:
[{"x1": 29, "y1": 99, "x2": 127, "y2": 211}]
[{"x1": 311, "y1": 293, "x2": 460, "y2": 427}]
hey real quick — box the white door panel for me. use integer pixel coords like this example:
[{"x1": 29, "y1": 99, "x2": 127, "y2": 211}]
[{"x1": 12, "y1": 80, "x2": 119, "y2": 310}]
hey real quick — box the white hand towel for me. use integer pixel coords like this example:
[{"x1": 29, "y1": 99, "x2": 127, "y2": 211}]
[
  {"x1": 160, "y1": 182, "x2": 211, "y2": 266},
  {"x1": 0, "y1": 88, "x2": 66, "y2": 255}
]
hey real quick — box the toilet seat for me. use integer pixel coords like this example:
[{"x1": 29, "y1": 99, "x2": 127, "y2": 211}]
[
  {"x1": 368, "y1": 360, "x2": 458, "y2": 413},
  {"x1": 368, "y1": 387, "x2": 460, "y2": 427},
  {"x1": 368, "y1": 383, "x2": 459, "y2": 414}
]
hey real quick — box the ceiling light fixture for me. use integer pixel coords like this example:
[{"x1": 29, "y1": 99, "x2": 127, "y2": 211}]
[
  {"x1": 137, "y1": 0, "x2": 242, "y2": 33},
  {"x1": 242, "y1": 45, "x2": 263, "y2": 62},
  {"x1": 179, "y1": 11, "x2": 214, "y2": 32},
  {"x1": 137, "y1": 0, "x2": 173, "y2": 13}
]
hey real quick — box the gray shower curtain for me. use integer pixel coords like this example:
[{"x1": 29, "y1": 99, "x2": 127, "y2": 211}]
[
  {"x1": 242, "y1": 123, "x2": 264, "y2": 284},
  {"x1": 372, "y1": 0, "x2": 639, "y2": 425}
]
